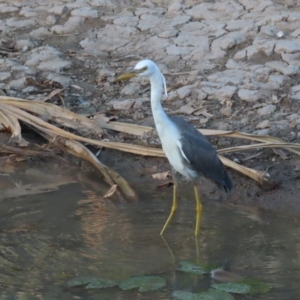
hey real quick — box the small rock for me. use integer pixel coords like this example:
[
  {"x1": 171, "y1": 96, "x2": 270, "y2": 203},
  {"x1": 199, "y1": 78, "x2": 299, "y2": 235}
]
[
  {"x1": 11, "y1": 65, "x2": 33, "y2": 73},
  {"x1": 6, "y1": 90, "x2": 18, "y2": 97},
  {"x1": 256, "y1": 120, "x2": 270, "y2": 129},
  {"x1": 165, "y1": 91, "x2": 178, "y2": 102},
  {"x1": 286, "y1": 113, "x2": 299, "y2": 121},
  {"x1": 186, "y1": 3, "x2": 218, "y2": 20},
  {"x1": 291, "y1": 91, "x2": 300, "y2": 100},
  {"x1": 225, "y1": 59, "x2": 244, "y2": 69},
  {"x1": 234, "y1": 49, "x2": 247, "y2": 60},
  {"x1": 220, "y1": 107, "x2": 232, "y2": 116},
  {"x1": 97, "y1": 68, "x2": 115, "y2": 78},
  {"x1": 166, "y1": 45, "x2": 189, "y2": 56},
  {"x1": 259, "y1": 82, "x2": 280, "y2": 90},
  {"x1": 22, "y1": 86, "x2": 37, "y2": 93},
  {"x1": 19, "y1": 7, "x2": 37, "y2": 17},
  {"x1": 7, "y1": 77, "x2": 27, "y2": 91},
  {"x1": 133, "y1": 98, "x2": 148, "y2": 109},
  {"x1": 240, "y1": 117, "x2": 249, "y2": 125},
  {"x1": 120, "y1": 82, "x2": 140, "y2": 96},
  {"x1": 226, "y1": 20, "x2": 255, "y2": 32},
  {"x1": 48, "y1": 5, "x2": 68, "y2": 15},
  {"x1": 177, "y1": 86, "x2": 191, "y2": 99},
  {"x1": 266, "y1": 61, "x2": 299, "y2": 76},
  {"x1": 89, "y1": 0, "x2": 117, "y2": 7},
  {"x1": 291, "y1": 28, "x2": 300, "y2": 37},
  {"x1": 257, "y1": 104, "x2": 276, "y2": 116},
  {"x1": 246, "y1": 42, "x2": 276, "y2": 60},
  {"x1": 201, "y1": 86, "x2": 216, "y2": 95},
  {"x1": 46, "y1": 73, "x2": 72, "y2": 87},
  {"x1": 276, "y1": 31, "x2": 285, "y2": 38},
  {"x1": 39, "y1": 58, "x2": 71, "y2": 72},
  {"x1": 114, "y1": 16, "x2": 139, "y2": 27},
  {"x1": 238, "y1": 89, "x2": 261, "y2": 101},
  {"x1": 281, "y1": 52, "x2": 300, "y2": 63},
  {"x1": 6, "y1": 18, "x2": 36, "y2": 28},
  {"x1": 214, "y1": 86, "x2": 237, "y2": 99},
  {"x1": 256, "y1": 129, "x2": 270, "y2": 136},
  {"x1": 14, "y1": 39, "x2": 35, "y2": 51},
  {"x1": 30, "y1": 27, "x2": 51, "y2": 39},
  {"x1": 108, "y1": 99, "x2": 135, "y2": 110},
  {"x1": 275, "y1": 40, "x2": 300, "y2": 54},
  {"x1": 217, "y1": 121, "x2": 230, "y2": 130},
  {"x1": 260, "y1": 25, "x2": 276, "y2": 36},
  {"x1": 0, "y1": 6, "x2": 19, "y2": 13},
  {"x1": 158, "y1": 29, "x2": 179, "y2": 38},
  {"x1": 191, "y1": 89, "x2": 207, "y2": 100},
  {"x1": 25, "y1": 46, "x2": 71, "y2": 72},
  {"x1": 71, "y1": 7, "x2": 98, "y2": 18},
  {"x1": 0, "y1": 72, "x2": 11, "y2": 81},
  {"x1": 46, "y1": 15, "x2": 57, "y2": 25},
  {"x1": 290, "y1": 84, "x2": 300, "y2": 93},
  {"x1": 269, "y1": 74, "x2": 289, "y2": 85},
  {"x1": 138, "y1": 15, "x2": 161, "y2": 31},
  {"x1": 51, "y1": 16, "x2": 84, "y2": 34},
  {"x1": 167, "y1": 0, "x2": 182, "y2": 15}
]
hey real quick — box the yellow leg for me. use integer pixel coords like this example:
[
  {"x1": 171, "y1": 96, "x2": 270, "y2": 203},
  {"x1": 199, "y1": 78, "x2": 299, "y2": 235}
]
[
  {"x1": 160, "y1": 184, "x2": 178, "y2": 235},
  {"x1": 194, "y1": 185, "x2": 203, "y2": 236}
]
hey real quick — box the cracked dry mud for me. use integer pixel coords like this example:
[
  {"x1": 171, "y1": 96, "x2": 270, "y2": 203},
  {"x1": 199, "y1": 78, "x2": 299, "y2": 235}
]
[{"x1": 0, "y1": 0, "x2": 300, "y2": 212}]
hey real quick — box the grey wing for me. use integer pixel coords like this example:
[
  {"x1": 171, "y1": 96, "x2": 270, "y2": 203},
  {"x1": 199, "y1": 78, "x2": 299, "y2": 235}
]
[{"x1": 170, "y1": 116, "x2": 233, "y2": 192}]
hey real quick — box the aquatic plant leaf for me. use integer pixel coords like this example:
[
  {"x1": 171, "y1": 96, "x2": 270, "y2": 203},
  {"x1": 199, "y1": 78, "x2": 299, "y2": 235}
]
[
  {"x1": 239, "y1": 278, "x2": 271, "y2": 294},
  {"x1": 178, "y1": 261, "x2": 210, "y2": 275},
  {"x1": 211, "y1": 282, "x2": 251, "y2": 294},
  {"x1": 173, "y1": 289, "x2": 234, "y2": 300},
  {"x1": 67, "y1": 276, "x2": 99, "y2": 287},
  {"x1": 119, "y1": 275, "x2": 166, "y2": 292},
  {"x1": 85, "y1": 278, "x2": 118, "y2": 289},
  {"x1": 173, "y1": 291, "x2": 200, "y2": 300}
]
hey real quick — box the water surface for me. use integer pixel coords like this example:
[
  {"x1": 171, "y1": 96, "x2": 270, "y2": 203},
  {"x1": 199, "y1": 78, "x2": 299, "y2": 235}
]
[{"x1": 0, "y1": 162, "x2": 299, "y2": 299}]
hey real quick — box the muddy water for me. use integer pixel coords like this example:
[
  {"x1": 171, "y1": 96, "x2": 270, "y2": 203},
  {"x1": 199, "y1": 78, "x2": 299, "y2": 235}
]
[{"x1": 0, "y1": 163, "x2": 300, "y2": 299}]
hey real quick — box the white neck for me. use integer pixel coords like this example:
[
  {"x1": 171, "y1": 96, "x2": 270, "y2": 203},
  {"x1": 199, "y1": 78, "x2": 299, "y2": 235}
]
[{"x1": 149, "y1": 71, "x2": 169, "y2": 130}]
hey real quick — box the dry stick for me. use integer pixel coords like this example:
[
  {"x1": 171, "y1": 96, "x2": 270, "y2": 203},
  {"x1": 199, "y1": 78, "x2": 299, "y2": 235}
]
[
  {"x1": 0, "y1": 104, "x2": 268, "y2": 186},
  {"x1": 219, "y1": 155, "x2": 270, "y2": 186},
  {"x1": 1, "y1": 97, "x2": 299, "y2": 155},
  {"x1": 0, "y1": 109, "x2": 136, "y2": 200},
  {"x1": 0, "y1": 97, "x2": 103, "y2": 136},
  {"x1": 0, "y1": 144, "x2": 54, "y2": 157},
  {"x1": 202, "y1": 129, "x2": 300, "y2": 156},
  {"x1": 100, "y1": 122, "x2": 300, "y2": 155},
  {"x1": 39, "y1": 129, "x2": 132, "y2": 202},
  {"x1": 0, "y1": 103, "x2": 298, "y2": 185},
  {"x1": 218, "y1": 142, "x2": 300, "y2": 154},
  {"x1": 0, "y1": 103, "x2": 163, "y2": 157}
]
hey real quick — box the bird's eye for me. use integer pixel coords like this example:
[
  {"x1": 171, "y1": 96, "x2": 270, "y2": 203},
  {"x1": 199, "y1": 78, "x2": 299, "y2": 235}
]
[{"x1": 141, "y1": 66, "x2": 148, "y2": 71}]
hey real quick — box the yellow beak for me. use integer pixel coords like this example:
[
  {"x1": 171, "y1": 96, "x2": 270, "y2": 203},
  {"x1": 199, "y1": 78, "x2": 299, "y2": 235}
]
[{"x1": 114, "y1": 71, "x2": 137, "y2": 82}]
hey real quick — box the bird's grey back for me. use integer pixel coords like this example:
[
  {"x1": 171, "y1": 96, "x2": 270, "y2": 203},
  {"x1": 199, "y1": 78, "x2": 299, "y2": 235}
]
[{"x1": 169, "y1": 115, "x2": 233, "y2": 192}]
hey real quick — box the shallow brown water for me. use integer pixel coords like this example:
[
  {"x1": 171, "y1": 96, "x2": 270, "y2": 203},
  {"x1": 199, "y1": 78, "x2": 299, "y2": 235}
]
[{"x1": 0, "y1": 162, "x2": 300, "y2": 299}]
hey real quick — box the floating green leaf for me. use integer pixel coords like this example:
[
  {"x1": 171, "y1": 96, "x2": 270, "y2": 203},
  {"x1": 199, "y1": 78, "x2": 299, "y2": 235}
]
[
  {"x1": 211, "y1": 282, "x2": 251, "y2": 294},
  {"x1": 173, "y1": 291, "x2": 200, "y2": 300},
  {"x1": 85, "y1": 279, "x2": 118, "y2": 289},
  {"x1": 67, "y1": 276, "x2": 99, "y2": 287},
  {"x1": 119, "y1": 275, "x2": 166, "y2": 292},
  {"x1": 239, "y1": 278, "x2": 271, "y2": 294},
  {"x1": 173, "y1": 289, "x2": 234, "y2": 300},
  {"x1": 178, "y1": 261, "x2": 210, "y2": 275}
]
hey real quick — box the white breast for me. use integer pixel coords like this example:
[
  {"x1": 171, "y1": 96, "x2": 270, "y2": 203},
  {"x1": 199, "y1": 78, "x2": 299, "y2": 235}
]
[{"x1": 156, "y1": 121, "x2": 190, "y2": 178}]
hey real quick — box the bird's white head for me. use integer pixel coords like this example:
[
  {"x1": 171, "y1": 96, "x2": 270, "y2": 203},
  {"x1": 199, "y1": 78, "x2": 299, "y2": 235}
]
[
  {"x1": 134, "y1": 59, "x2": 159, "y2": 78},
  {"x1": 115, "y1": 59, "x2": 168, "y2": 98}
]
